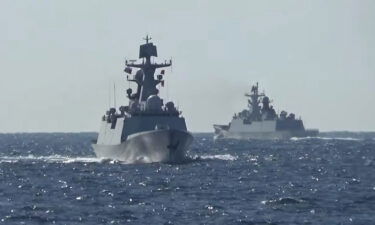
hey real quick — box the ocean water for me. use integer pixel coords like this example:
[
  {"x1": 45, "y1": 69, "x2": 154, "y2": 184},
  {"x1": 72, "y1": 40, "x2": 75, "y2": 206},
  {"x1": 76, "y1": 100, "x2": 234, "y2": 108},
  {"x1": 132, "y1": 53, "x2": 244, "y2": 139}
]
[{"x1": 0, "y1": 132, "x2": 375, "y2": 225}]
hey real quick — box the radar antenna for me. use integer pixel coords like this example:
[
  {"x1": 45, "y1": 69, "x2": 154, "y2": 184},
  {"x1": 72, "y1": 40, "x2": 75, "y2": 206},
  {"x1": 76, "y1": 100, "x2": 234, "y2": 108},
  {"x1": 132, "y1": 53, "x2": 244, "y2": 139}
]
[
  {"x1": 143, "y1": 35, "x2": 152, "y2": 44},
  {"x1": 113, "y1": 82, "x2": 117, "y2": 109}
]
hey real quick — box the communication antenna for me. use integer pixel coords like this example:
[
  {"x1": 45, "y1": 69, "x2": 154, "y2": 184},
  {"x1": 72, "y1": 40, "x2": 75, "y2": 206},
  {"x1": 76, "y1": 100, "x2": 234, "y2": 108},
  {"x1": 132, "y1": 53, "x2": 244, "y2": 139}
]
[
  {"x1": 166, "y1": 79, "x2": 169, "y2": 102},
  {"x1": 139, "y1": 71, "x2": 146, "y2": 104},
  {"x1": 113, "y1": 82, "x2": 117, "y2": 109},
  {"x1": 167, "y1": 57, "x2": 173, "y2": 101},
  {"x1": 170, "y1": 57, "x2": 173, "y2": 73},
  {"x1": 108, "y1": 82, "x2": 111, "y2": 109}
]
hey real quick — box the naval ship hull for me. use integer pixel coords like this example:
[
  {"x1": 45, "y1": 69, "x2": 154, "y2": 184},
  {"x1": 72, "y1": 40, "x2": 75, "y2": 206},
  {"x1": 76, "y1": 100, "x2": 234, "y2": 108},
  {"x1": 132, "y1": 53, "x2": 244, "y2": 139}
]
[
  {"x1": 214, "y1": 124, "x2": 319, "y2": 140},
  {"x1": 214, "y1": 130, "x2": 319, "y2": 140},
  {"x1": 92, "y1": 129, "x2": 193, "y2": 163}
]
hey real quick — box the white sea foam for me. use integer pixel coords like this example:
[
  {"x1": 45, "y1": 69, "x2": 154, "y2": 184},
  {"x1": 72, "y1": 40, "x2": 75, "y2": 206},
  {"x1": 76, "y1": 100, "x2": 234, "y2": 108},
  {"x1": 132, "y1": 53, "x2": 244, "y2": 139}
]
[
  {"x1": 199, "y1": 154, "x2": 238, "y2": 161},
  {"x1": 290, "y1": 137, "x2": 361, "y2": 141},
  {"x1": 0, "y1": 154, "x2": 104, "y2": 164},
  {"x1": 0, "y1": 154, "x2": 188, "y2": 164},
  {"x1": 0, "y1": 153, "x2": 239, "y2": 164}
]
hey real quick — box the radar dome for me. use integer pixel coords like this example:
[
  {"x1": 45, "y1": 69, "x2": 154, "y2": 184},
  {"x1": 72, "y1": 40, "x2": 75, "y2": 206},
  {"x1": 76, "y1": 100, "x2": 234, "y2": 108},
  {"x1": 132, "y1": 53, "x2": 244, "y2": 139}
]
[{"x1": 146, "y1": 95, "x2": 163, "y2": 111}]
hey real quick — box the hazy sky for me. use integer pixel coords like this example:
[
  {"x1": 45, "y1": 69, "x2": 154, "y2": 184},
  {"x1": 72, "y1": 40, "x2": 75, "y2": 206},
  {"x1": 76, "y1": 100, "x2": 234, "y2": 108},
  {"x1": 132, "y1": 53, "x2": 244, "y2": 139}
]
[{"x1": 0, "y1": 0, "x2": 374, "y2": 132}]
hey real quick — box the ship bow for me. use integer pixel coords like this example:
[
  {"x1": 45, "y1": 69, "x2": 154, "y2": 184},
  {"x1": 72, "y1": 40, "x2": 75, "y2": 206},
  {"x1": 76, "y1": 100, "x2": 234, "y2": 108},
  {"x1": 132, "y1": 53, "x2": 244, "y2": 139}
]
[{"x1": 93, "y1": 129, "x2": 193, "y2": 163}]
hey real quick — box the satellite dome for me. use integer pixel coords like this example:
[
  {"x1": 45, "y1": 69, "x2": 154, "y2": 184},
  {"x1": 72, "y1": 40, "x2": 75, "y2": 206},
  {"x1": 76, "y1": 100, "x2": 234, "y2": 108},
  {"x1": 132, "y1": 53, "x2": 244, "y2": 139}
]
[{"x1": 146, "y1": 95, "x2": 163, "y2": 111}]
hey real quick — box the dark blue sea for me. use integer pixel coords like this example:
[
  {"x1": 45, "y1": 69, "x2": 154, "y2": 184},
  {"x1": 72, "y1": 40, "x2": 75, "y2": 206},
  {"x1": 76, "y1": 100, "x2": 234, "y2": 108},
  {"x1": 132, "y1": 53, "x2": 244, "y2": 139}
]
[{"x1": 0, "y1": 132, "x2": 375, "y2": 225}]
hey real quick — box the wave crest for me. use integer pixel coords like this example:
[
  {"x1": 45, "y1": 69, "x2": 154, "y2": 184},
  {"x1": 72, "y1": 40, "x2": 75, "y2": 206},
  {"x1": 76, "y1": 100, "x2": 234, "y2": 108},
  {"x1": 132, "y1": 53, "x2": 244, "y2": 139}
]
[
  {"x1": 290, "y1": 137, "x2": 361, "y2": 141},
  {"x1": 198, "y1": 154, "x2": 238, "y2": 161}
]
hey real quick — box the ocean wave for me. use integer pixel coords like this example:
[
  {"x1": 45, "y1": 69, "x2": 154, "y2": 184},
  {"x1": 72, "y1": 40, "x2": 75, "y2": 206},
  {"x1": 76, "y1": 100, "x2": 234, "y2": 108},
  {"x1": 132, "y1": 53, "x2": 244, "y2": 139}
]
[
  {"x1": 0, "y1": 155, "x2": 104, "y2": 164},
  {"x1": 198, "y1": 154, "x2": 238, "y2": 161},
  {"x1": 261, "y1": 197, "x2": 306, "y2": 205},
  {"x1": 290, "y1": 136, "x2": 362, "y2": 141}
]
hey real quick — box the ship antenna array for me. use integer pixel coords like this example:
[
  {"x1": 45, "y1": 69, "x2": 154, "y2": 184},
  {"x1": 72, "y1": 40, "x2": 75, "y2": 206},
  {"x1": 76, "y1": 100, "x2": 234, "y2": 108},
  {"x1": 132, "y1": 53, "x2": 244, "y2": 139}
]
[
  {"x1": 144, "y1": 35, "x2": 152, "y2": 43},
  {"x1": 168, "y1": 57, "x2": 173, "y2": 101},
  {"x1": 170, "y1": 57, "x2": 173, "y2": 72},
  {"x1": 108, "y1": 82, "x2": 111, "y2": 109},
  {"x1": 113, "y1": 82, "x2": 117, "y2": 109}
]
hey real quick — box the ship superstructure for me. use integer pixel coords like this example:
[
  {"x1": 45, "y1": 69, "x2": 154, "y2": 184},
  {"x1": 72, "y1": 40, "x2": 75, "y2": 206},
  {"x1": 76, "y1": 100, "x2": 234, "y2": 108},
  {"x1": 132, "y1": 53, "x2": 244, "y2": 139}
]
[
  {"x1": 92, "y1": 36, "x2": 193, "y2": 163},
  {"x1": 214, "y1": 83, "x2": 318, "y2": 139}
]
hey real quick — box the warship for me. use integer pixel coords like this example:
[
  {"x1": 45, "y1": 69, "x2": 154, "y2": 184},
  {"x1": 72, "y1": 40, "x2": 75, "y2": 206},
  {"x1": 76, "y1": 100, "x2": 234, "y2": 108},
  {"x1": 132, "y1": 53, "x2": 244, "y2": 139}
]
[
  {"x1": 92, "y1": 36, "x2": 193, "y2": 163},
  {"x1": 214, "y1": 82, "x2": 319, "y2": 140}
]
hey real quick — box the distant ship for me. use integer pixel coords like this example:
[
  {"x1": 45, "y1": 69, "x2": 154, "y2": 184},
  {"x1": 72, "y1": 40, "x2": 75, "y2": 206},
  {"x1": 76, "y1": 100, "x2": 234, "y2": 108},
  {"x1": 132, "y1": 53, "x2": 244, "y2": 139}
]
[
  {"x1": 214, "y1": 82, "x2": 319, "y2": 140},
  {"x1": 92, "y1": 36, "x2": 193, "y2": 163}
]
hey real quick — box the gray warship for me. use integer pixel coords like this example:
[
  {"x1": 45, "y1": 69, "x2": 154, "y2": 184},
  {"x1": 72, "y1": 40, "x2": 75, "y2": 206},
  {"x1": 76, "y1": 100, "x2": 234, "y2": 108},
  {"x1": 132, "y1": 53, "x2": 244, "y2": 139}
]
[
  {"x1": 214, "y1": 82, "x2": 319, "y2": 140},
  {"x1": 92, "y1": 36, "x2": 193, "y2": 163}
]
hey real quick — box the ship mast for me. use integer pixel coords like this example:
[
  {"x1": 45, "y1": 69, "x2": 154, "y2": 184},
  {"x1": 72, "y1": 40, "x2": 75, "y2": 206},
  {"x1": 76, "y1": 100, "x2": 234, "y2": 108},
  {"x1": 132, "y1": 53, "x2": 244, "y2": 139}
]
[
  {"x1": 124, "y1": 35, "x2": 172, "y2": 102},
  {"x1": 245, "y1": 82, "x2": 265, "y2": 121}
]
